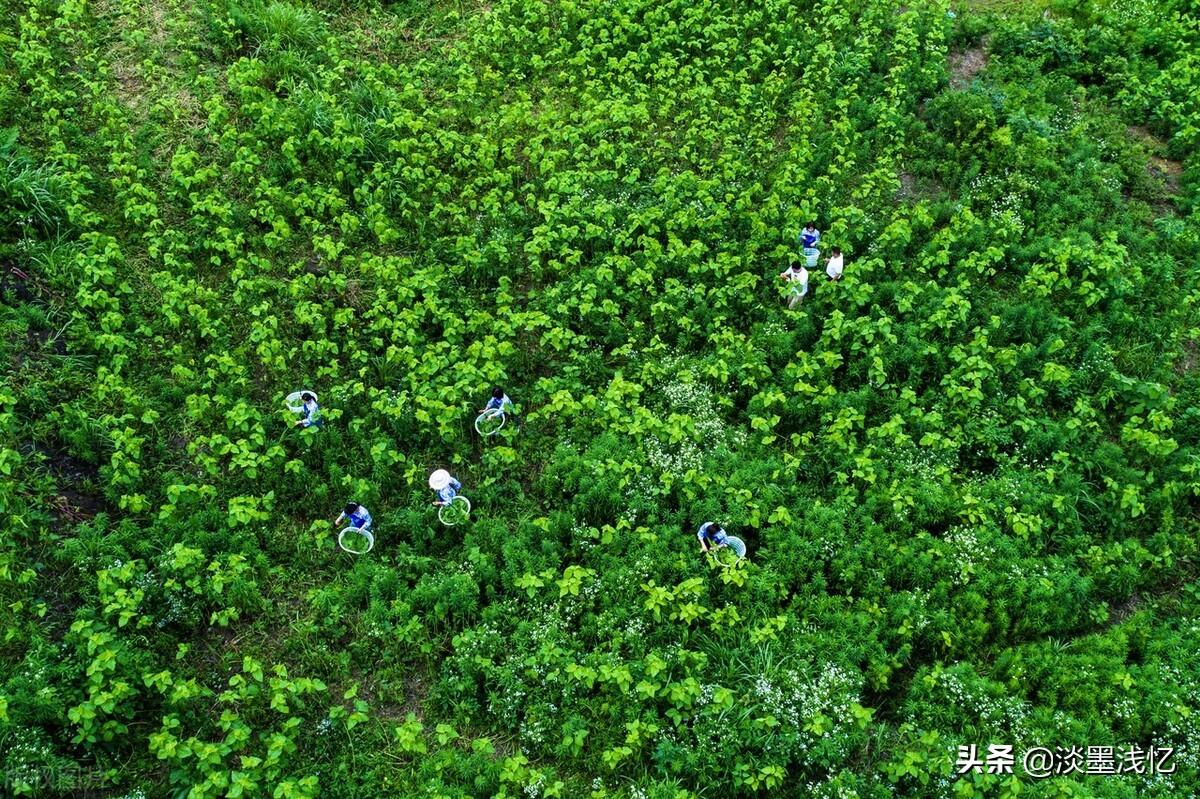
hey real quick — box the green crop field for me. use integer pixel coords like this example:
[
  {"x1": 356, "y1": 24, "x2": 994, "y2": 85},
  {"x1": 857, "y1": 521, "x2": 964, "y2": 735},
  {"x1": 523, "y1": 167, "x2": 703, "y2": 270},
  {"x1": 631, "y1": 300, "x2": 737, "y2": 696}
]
[{"x1": 2, "y1": 0, "x2": 1198, "y2": 796}]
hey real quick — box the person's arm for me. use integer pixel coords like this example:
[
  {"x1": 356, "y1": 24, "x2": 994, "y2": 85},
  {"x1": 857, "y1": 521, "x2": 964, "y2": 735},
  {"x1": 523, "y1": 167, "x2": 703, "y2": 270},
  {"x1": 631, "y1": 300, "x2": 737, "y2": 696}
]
[
  {"x1": 335, "y1": 512, "x2": 346, "y2": 525},
  {"x1": 697, "y1": 528, "x2": 708, "y2": 553}
]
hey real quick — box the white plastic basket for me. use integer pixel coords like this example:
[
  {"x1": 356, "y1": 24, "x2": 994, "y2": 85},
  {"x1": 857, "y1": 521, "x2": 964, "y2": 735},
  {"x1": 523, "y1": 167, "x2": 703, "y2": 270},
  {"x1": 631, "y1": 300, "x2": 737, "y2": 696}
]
[
  {"x1": 437, "y1": 495, "x2": 471, "y2": 526},
  {"x1": 337, "y1": 526, "x2": 374, "y2": 554},
  {"x1": 474, "y1": 408, "x2": 505, "y2": 436},
  {"x1": 286, "y1": 390, "x2": 317, "y2": 414}
]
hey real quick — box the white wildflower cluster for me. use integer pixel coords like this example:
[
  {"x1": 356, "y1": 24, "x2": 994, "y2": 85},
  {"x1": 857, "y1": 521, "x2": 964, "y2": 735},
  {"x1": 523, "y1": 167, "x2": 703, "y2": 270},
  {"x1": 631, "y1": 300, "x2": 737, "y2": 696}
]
[
  {"x1": 559, "y1": 579, "x2": 601, "y2": 620},
  {"x1": 890, "y1": 446, "x2": 956, "y2": 482},
  {"x1": 928, "y1": 775, "x2": 957, "y2": 799},
  {"x1": 817, "y1": 533, "x2": 837, "y2": 560},
  {"x1": 644, "y1": 434, "x2": 703, "y2": 474},
  {"x1": 623, "y1": 616, "x2": 648, "y2": 640},
  {"x1": 970, "y1": 407, "x2": 1003, "y2": 430},
  {"x1": 1161, "y1": 663, "x2": 1200, "y2": 772},
  {"x1": 623, "y1": 471, "x2": 660, "y2": 509},
  {"x1": 945, "y1": 526, "x2": 994, "y2": 585},
  {"x1": 1049, "y1": 107, "x2": 1081, "y2": 133},
  {"x1": 967, "y1": 172, "x2": 1028, "y2": 231},
  {"x1": 157, "y1": 589, "x2": 186, "y2": 628},
  {"x1": 662, "y1": 380, "x2": 735, "y2": 444},
  {"x1": 21, "y1": 655, "x2": 49, "y2": 686},
  {"x1": 488, "y1": 675, "x2": 527, "y2": 721},
  {"x1": 480, "y1": 614, "x2": 568, "y2": 724},
  {"x1": 905, "y1": 588, "x2": 932, "y2": 633},
  {"x1": 1107, "y1": 0, "x2": 1160, "y2": 23},
  {"x1": 570, "y1": 523, "x2": 593, "y2": 552},
  {"x1": 523, "y1": 770, "x2": 545, "y2": 797},
  {"x1": 1000, "y1": 559, "x2": 1057, "y2": 583},
  {"x1": 520, "y1": 711, "x2": 552, "y2": 749},
  {"x1": 752, "y1": 663, "x2": 861, "y2": 748},
  {"x1": 978, "y1": 474, "x2": 1022, "y2": 507},
  {"x1": 933, "y1": 669, "x2": 1029, "y2": 739},
  {"x1": 1011, "y1": 443, "x2": 1053, "y2": 472},
  {"x1": 640, "y1": 375, "x2": 745, "y2": 479},
  {"x1": 2, "y1": 738, "x2": 55, "y2": 791},
  {"x1": 1111, "y1": 695, "x2": 1138, "y2": 726},
  {"x1": 798, "y1": 776, "x2": 861, "y2": 799},
  {"x1": 316, "y1": 717, "x2": 333, "y2": 736},
  {"x1": 1073, "y1": 347, "x2": 1113, "y2": 386},
  {"x1": 451, "y1": 619, "x2": 503, "y2": 660}
]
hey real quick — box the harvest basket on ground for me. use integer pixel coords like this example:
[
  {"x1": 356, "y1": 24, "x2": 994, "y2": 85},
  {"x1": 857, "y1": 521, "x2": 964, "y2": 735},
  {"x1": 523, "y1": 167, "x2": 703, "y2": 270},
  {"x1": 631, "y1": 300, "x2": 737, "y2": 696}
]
[
  {"x1": 475, "y1": 408, "x2": 505, "y2": 436},
  {"x1": 438, "y1": 495, "x2": 471, "y2": 526},
  {"x1": 337, "y1": 526, "x2": 374, "y2": 554}
]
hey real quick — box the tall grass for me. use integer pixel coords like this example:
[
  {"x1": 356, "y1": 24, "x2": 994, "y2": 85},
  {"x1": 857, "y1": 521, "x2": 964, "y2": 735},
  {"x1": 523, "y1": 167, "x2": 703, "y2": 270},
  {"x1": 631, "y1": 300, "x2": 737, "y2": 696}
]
[
  {"x1": 230, "y1": 0, "x2": 328, "y2": 52},
  {"x1": 0, "y1": 128, "x2": 68, "y2": 236}
]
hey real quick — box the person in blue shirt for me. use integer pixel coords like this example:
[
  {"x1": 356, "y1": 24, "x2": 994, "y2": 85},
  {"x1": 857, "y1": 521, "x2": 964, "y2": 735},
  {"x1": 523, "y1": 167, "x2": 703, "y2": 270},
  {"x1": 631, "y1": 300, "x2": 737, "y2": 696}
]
[
  {"x1": 697, "y1": 521, "x2": 728, "y2": 553},
  {"x1": 799, "y1": 221, "x2": 821, "y2": 250},
  {"x1": 429, "y1": 469, "x2": 462, "y2": 506},
  {"x1": 480, "y1": 386, "x2": 518, "y2": 425},
  {"x1": 335, "y1": 501, "x2": 372, "y2": 531},
  {"x1": 294, "y1": 392, "x2": 323, "y2": 428},
  {"x1": 697, "y1": 521, "x2": 746, "y2": 559}
]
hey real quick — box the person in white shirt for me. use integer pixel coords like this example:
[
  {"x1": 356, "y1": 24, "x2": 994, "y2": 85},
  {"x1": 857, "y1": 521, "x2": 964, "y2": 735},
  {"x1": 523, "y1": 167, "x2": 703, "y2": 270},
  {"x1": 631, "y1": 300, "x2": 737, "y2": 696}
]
[
  {"x1": 825, "y1": 248, "x2": 844, "y2": 281},
  {"x1": 779, "y1": 263, "x2": 808, "y2": 309}
]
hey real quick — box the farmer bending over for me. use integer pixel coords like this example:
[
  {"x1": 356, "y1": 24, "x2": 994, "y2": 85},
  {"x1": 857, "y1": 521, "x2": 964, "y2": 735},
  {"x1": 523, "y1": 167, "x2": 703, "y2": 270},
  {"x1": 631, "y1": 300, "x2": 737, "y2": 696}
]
[
  {"x1": 826, "y1": 248, "x2": 844, "y2": 281},
  {"x1": 799, "y1": 221, "x2": 821, "y2": 250},
  {"x1": 335, "y1": 501, "x2": 372, "y2": 531},
  {"x1": 779, "y1": 262, "x2": 809, "y2": 309},
  {"x1": 295, "y1": 392, "x2": 323, "y2": 428},
  {"x1": 429, "y1": 469, "x2": 462, "y2": 506},
  {"x1": 480, "y1": 386, "x2": 518, "y2": 425},
  {"x1": 697, "y1": 521, "x2": 730, "y2": 554}
]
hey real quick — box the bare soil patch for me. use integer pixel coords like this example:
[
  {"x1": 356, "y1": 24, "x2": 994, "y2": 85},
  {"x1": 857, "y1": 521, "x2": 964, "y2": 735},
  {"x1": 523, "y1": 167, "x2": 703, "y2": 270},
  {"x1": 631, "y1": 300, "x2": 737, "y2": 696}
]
[
  {"x1": 949, "y1": 36, "x2": 991, "y2": 89},
  {"x1": 46, "y1": 446, "x2": 101, "y2": 483},
  {"x1": 1177, "y1": 338, "x2": 1198, "y2": 376},
  {"x1": 1128, "y1": 125, "x2": 1183, "y2": 196}
]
